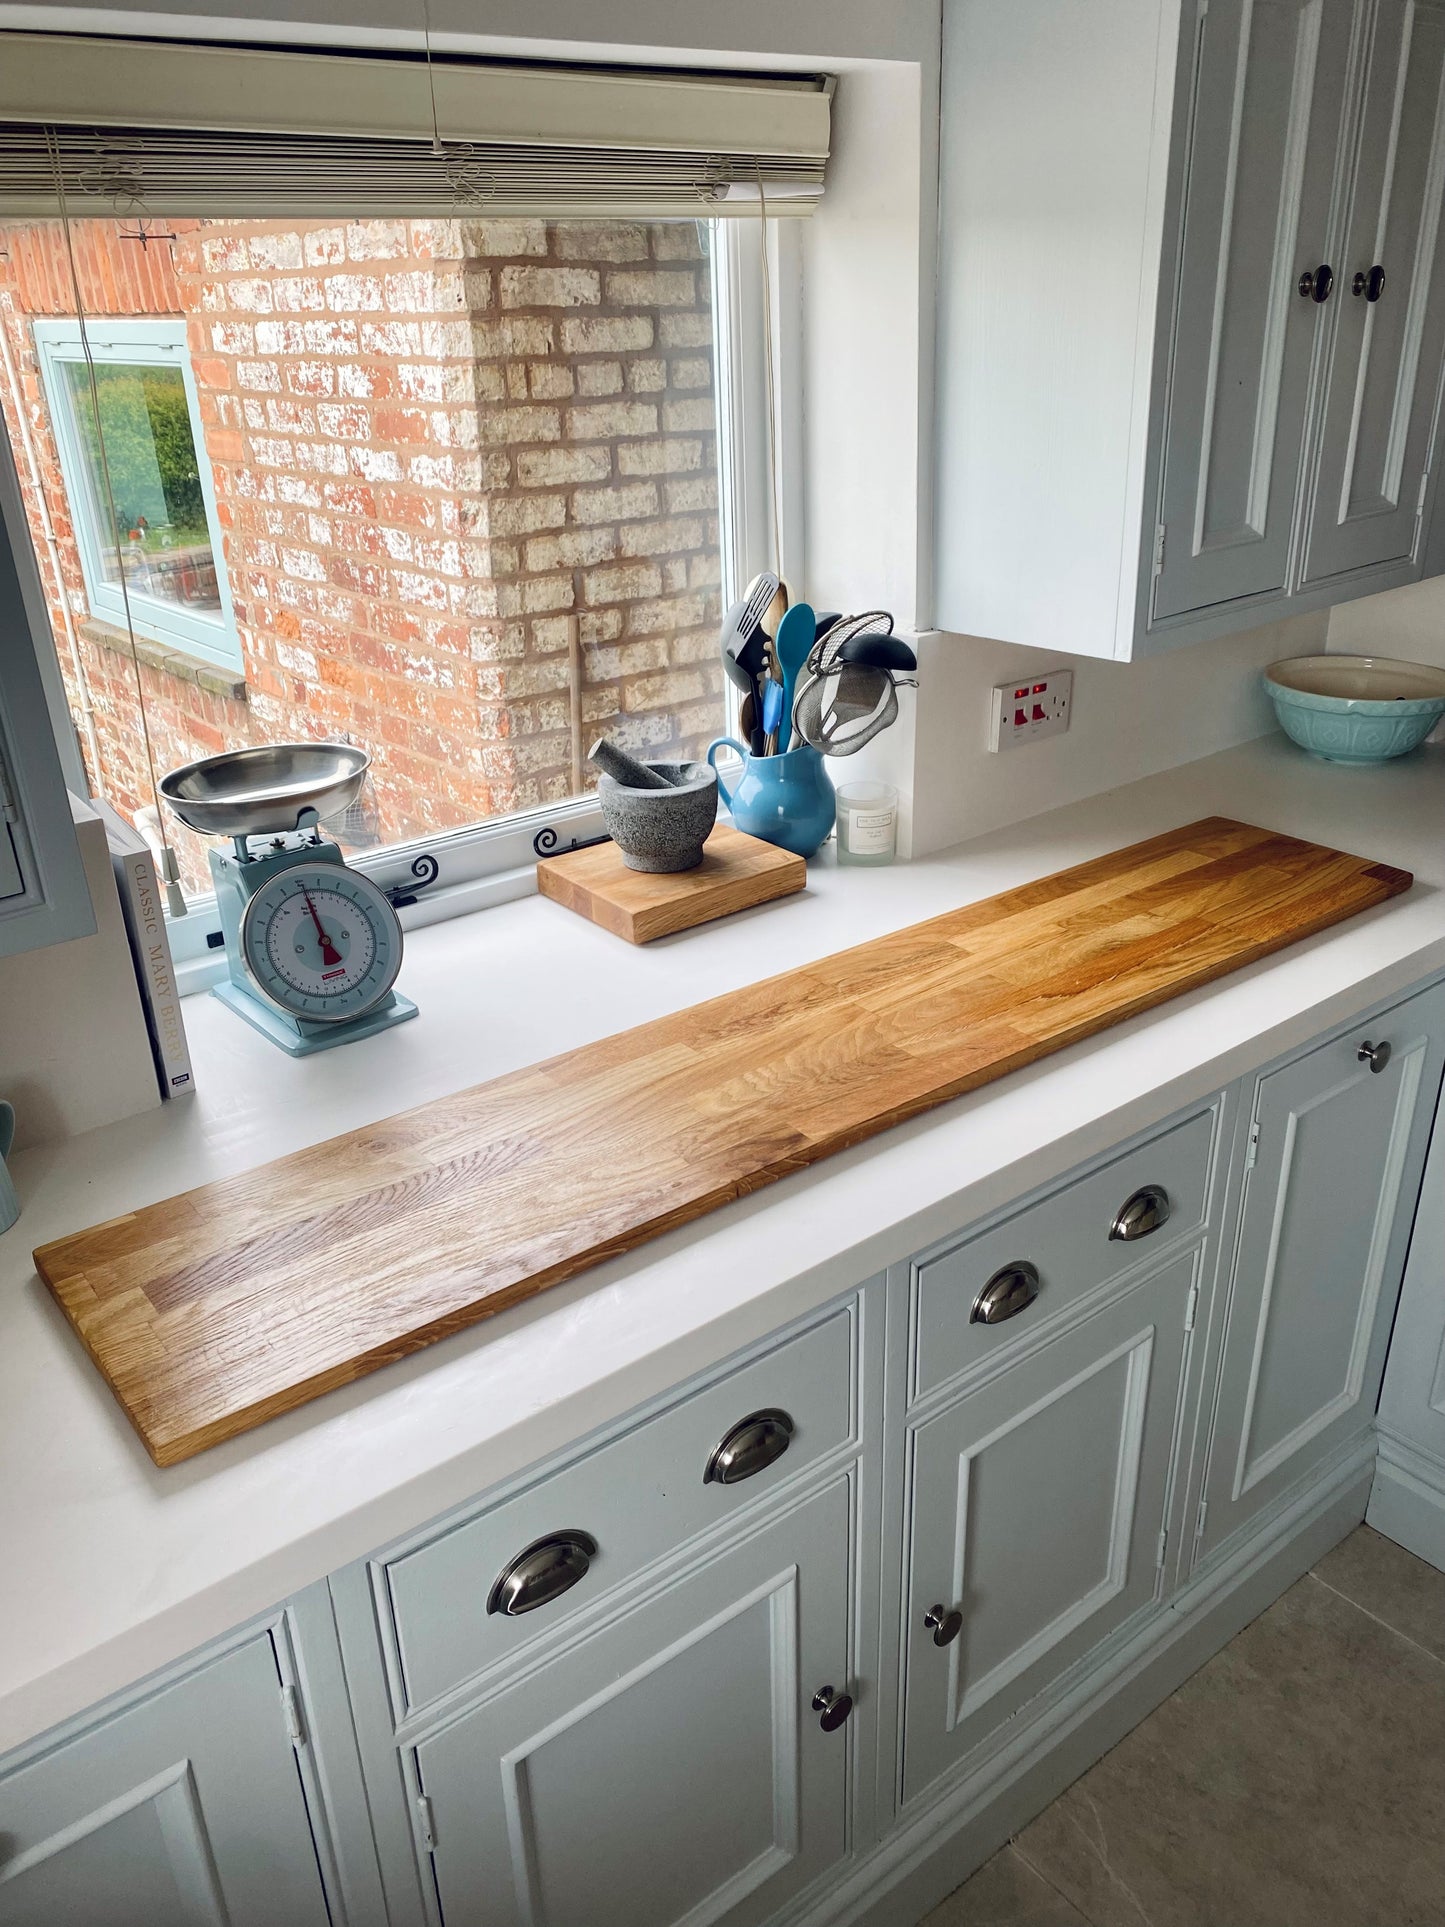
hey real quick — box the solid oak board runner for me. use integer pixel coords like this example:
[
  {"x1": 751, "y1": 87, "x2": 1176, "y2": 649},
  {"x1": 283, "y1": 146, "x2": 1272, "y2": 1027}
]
[
  {"x1": 34, "y1": 819, "x2": 1411, "y2": 1466},
  {"x1": 537, "y1": 824, "x2": 806, "y2": 943}
]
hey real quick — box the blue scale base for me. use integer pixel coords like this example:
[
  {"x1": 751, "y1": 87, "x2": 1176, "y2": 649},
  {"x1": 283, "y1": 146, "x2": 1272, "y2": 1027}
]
[{"x1": 211, "y1": 981, "x2": 420, "y2": 1057}]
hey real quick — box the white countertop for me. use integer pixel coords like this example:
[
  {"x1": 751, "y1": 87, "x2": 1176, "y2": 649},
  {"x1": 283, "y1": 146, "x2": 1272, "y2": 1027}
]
[{"x1": 5, "y1": 731, "x2": 1445, "y2": 1755}]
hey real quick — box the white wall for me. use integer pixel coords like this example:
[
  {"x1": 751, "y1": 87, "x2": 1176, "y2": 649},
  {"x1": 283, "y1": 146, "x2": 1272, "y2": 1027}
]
[
  {"x1": 1327, "y1": 574, "x2": 1445, "y2": 669},
  {"x1": 905, "y1": 611, "x2": 1326, "y2": 856}
]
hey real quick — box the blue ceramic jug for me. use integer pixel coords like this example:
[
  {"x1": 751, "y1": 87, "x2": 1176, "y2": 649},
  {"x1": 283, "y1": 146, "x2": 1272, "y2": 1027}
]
[
  {"x1": 706, "y1": 738, "x2": 836, "y2": 858},
  {"x1": 0, "y1": 1100, "x2": 17, "y2": 1236}
]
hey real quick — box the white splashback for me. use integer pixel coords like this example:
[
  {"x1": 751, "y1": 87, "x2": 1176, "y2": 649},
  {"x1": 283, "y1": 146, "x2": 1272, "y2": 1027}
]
[{"x1": 905, "y1": 610, "x2": 1329, "y2": 858}]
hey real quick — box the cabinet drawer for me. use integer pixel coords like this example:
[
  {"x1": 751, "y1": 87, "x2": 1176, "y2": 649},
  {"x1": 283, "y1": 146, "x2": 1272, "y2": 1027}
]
[
  {"x1": 377, "y1": 1304, "x2": 857, "y2": 1718},
  {"x1": 912, "y1": 1105, "x2": 1218, "y2": 1400}
]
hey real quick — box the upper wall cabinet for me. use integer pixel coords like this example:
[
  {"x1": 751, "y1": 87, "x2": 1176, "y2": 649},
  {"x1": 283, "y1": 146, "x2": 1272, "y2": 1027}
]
[
  {"x1": 934, "y1": 0, "x2": 1445, "y2": 660},
  {"x1": 0, "y1": 408, "x2": 93, "y2": 956}
]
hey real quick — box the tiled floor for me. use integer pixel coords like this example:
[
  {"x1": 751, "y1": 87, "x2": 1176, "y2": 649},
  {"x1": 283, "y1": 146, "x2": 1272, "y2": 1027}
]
[{"x1": 922, "y1": 1525, "x2": 1445, "y2": 1927}]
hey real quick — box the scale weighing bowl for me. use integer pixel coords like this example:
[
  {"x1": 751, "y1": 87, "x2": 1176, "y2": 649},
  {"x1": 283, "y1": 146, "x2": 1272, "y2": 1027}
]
[{"x1": 159, "y1": 742, "x2": 371, "y2": 838}]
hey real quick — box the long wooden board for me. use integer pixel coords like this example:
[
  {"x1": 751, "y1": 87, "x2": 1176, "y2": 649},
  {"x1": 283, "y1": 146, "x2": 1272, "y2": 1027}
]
[
  {"x1": 536, "y1": 824, "x2": 805, "y2": 942},
  {"x1": 34, "y1": 819, "x2": 1411, "y2": 1466}
]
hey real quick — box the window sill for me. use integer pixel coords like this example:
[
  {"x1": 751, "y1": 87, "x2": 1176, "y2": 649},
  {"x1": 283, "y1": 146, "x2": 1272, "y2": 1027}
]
[{"x1": 80, "y1": 620, "x2": 247, "y2": 702}]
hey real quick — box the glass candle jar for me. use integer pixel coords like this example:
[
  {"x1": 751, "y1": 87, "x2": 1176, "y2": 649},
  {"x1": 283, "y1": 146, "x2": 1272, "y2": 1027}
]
[{"x1": 835, "y1": 780, "x2": 899, "y2": 866}]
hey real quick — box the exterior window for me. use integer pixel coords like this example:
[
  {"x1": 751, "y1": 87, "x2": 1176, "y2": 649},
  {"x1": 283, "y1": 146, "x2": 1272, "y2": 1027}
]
[
  {"x1": 33, "y1": 318, "x2": 239, "y2": 672},
  {"x1": 1, "y1": 215, "x2": 754, "y2": 921}
]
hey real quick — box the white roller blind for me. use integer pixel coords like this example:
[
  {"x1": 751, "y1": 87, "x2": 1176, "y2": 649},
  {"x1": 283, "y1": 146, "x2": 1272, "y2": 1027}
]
[{"x1": 0, "y1": 34, "x2": 833, "y2": 218}]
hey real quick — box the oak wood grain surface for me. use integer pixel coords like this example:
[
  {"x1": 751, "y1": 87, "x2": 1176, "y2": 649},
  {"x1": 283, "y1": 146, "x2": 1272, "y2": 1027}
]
[
  {"x1": 33, "y1": 819, "x2": 1412, "y2": 1466},
  {"x1": 536, "y1": 824, "x2": 806, "y2": 942}
]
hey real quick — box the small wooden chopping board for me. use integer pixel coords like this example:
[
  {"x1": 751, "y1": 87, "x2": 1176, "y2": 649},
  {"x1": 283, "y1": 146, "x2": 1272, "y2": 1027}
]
[
  {"x1": 34, "y1": 818, "x2": 1411, "y2": 1466},
  {"x1": 537, "y1": 824, "x2": 805, "y2": 942}
]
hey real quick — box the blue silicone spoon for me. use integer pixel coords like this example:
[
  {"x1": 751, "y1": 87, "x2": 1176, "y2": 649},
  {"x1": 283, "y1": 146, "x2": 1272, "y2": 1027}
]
[{"x1": 773, "y1": 600, "x2": 816, "y2": 752}]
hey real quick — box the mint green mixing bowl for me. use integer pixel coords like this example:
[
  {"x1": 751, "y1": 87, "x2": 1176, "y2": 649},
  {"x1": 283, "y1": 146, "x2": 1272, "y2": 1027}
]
[{"x1": 1263, "y1": 654, "x2": 1445, "y2": 764}]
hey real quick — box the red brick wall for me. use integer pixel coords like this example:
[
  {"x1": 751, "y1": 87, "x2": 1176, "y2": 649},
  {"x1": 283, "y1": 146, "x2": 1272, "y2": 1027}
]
[{"x1": 0, "y1": 215, "x2": 723, "y2": 892}]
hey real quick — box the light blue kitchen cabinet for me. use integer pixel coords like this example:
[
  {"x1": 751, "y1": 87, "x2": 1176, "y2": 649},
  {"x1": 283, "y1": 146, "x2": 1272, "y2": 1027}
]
[
  {"x1": 0, "y1": 407, "x2": 94, "y2": 957},
  {"x1": 1152, "y1": 0, "x2": 1356, "y2": 623},
  {"x1": 408, "y1": 1478, "x2": 853, "y2": 1927},
  {"x1": 1300, "y1": 0, "x2": 1445, "y2": 589},
  {"x1": 0, "y1": 1625, "x2": 331, "y2": 1927},
  {"x1": 1370, "y1": 1077, "x2": 1445, "y2": 1569},
  {"x1": 900, "y1": 1251, "x2": 1201, "y2": 1806},
  {"x1": 1193, "y1": 979, "x2": 1445, "y2": 1567},
  {"x1": 934, "y1": 0, "x2": 1445, "y2": 658}
]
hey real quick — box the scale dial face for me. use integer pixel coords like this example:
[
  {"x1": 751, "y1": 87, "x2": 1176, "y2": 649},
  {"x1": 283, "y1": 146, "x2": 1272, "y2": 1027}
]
[{"x1": 238, "y1": 862, "x2": 403, "y2": 1024}]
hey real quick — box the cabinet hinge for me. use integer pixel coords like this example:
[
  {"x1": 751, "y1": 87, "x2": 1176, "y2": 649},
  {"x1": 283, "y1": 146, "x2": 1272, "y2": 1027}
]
[
  {"x1": 0, "y1": 752, "x2": 16, "y2": 824},
  {"x1": 1417, "y1": 466, "x2": 1431, "y2": 520},
  {"x1": 416, "y1": 1794, "x2": 437, "y2": 1853},
  {"x1": 1244, "y1": 1119, "x2": 1261, "y2": 1172},
  {"x1": 1156, "y1": 1526, "x2": 1169, "y2": 1570},
  {"x1": 1152, "y1": 523, "x2": 1166, "y2": 575},
  {"x1": 1184, "y1": 1281, "x2": 1200, "y2": 1332},
  {"x1": 280, "y1": 1683, "x2": 305, "y2": 1748},
  {"x1": 1195, "y1": 1497, "x2": 1209, "y2": 1541}
]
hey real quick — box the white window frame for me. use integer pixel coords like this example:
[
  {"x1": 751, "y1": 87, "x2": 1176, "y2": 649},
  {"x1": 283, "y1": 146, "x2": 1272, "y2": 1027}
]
[
  {"x1": 10, "y1": 222, "x2": 796, "y2": 989},
  {"x1": 33, "y1": 317, "x2": 241, "y2": 673}
]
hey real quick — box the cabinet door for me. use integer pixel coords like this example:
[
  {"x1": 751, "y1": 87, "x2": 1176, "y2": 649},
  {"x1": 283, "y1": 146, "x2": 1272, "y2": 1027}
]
[
  {"x1": 1153, "y1": 0, "x2": 1355, "y2": 620},
  {"x1": 1301, "y1": 0, "x2": 1445, "y2": 586},
  {"x1": 1199, "y1": 982, "x2": 1445, "y2": 1561},
  {"x1": 412, "y1": 1479, "x2": 851, "y2": 1927},
  {"x1": 902, "y1": 1254, "x2": 1196, "y2": 1805},
  {"x1": 0, "y1": 1632, "x2": 330, "y2": 1927},
  {"x1": 1376, "y1": 1083, "x2": 1445, "y2": 1465}
]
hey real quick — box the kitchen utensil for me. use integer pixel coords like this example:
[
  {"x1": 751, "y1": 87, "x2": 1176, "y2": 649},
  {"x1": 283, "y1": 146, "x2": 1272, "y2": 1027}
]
[
  {"x1": 588, "y1": 737, "x2": 675, "y2": 791},
  {"x1": 761, "y1": 676, "x2": 785, "y2": 753},
  {"x1": 738, "y1": 571, "x2": 780, "y2": 640},
  {"x1": 814, "y1": 612, "x2": 842, "y2": 642},
  {"x1": 720, "y1": 603, "x2": 770, "y2": 755},
  {"x1": 753, "y1": 574, "x2": 790, "y2": 639},
  {"x1": 838, "y1": 633, "x2": 918, "y2": 674},
  {"x1": 792, "y1": 609, "x2": 913, "y2": 757},
  {"x1": 595, "y1": 761, "x2": 718, "y2": 873},
  {"x1": 706, "y1": 736, "x2": 836, "y2": 857},
  {"x1": 774, "y1": 600, "x2": 816, "y2": 752},
  {"x1": 1263, "y1": 654, "x2": 1445, "y2": 763},
  {"x1": 0, "y1": 1099, "x2": 18, "y2": 1235},
  {"x1": 160, "y1": 746, "x2": 417, "y2": 1056},
  {"x1": 538, "y1": 823, "x2": 804, "y2": 942},
  {"x1": 159, "y1": 740, "x2": 371, "y2": 839}
]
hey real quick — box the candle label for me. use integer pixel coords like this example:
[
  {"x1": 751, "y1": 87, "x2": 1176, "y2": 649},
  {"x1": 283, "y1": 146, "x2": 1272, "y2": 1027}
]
[{"x1": 848, "y1": 808, "x2": 896, "y2": 855}]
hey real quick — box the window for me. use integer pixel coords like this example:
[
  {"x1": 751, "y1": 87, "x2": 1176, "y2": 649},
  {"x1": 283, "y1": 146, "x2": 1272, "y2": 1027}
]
[
  {"x1": 0, "y1": 39, "x2": 825, "y2": 944},
  {"x1": 33, "y1": 317, "x2": 239, "y2": 671},
  {"x1": 0, "y1": 213, "x2": 764, "y2": 925}
]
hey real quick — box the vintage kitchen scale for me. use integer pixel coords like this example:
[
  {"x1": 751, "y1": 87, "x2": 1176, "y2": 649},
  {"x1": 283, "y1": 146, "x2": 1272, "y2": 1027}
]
[{"x1": 160, "y1": 743, "x2": 418, "y2": 1056}]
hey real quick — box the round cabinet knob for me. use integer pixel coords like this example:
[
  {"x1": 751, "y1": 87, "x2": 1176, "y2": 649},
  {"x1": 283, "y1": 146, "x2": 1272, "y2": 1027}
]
[
  {"x1": 1358, "y1": 1039, "x2": 1392, "y2": 1075},
  {"x1": 924, "y1": 1604, "x2": 963, "y2": 1647},
  {"x1": 1298, "y1": 263, "x2": 1335, "y2": 302},
  {"x1": 1351, "y1": 264, "x2": 1387, "y2": 301},
  {"x1": 811, "y1": 1685, "x2": 854, "y2": 1732},
  {"x1": 970, "y1": 1260, "x2": 1041, "y2": 1326},
  {"x1": 487, "y1": 1531, "x2": 598, "y2": 1617},
  {"x1": 1110, "y1": 1184, "x2": 1172, "y2": 1243},
  {"x1": 704, "y1": 1408, "x2": 795, "y2": 1485}
]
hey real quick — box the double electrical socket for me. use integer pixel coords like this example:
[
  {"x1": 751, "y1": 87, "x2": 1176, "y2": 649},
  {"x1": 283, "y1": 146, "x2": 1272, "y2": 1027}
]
[{"x1": 988, "y1": 668, "x2": 1073, "y2": 752}]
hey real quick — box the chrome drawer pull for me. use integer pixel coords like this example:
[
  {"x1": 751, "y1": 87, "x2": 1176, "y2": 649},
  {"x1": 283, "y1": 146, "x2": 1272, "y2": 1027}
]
[
  {"x1": 704, "y1": 1408, "x2": 795, "y2": 1485},
  {"x1": 812, "y1": 1684, "x2": 854, "y2": 1732},
  {"x1": 1358, "y1": 1039, "x2": 1392, "y2": 1074},
  {"x1": 970, "y1": 1261, "x2": 1040, "y2": 1326},
  {"x1": 1110, "y1": 1184, "x2": 1172, "y2": 1243},
  {"x1": 924, "y1": 1604, "x2": 963, "y2": 1647},
  {"x1": 486, "y1": 1530, "x2": 598, "y2": 1617}
]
